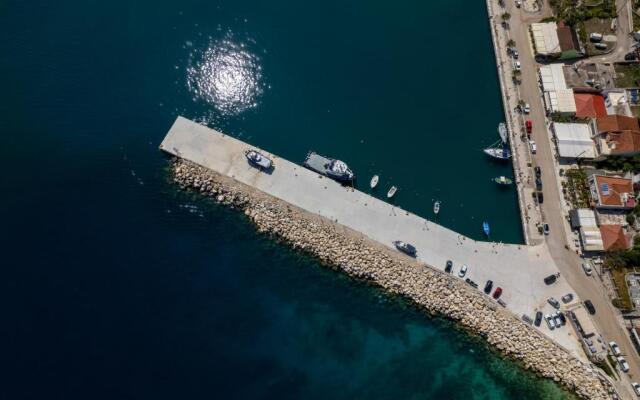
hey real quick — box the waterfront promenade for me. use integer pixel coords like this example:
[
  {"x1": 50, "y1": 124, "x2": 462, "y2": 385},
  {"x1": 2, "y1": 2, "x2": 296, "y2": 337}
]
[{"x1": 161, "y1": 116, "x2": 586, "y2": 359}]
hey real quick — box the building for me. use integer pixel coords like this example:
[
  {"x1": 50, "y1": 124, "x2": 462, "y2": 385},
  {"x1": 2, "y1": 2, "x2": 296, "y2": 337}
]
[
  {"x1": 574, "y1": 93, "x2": 607, "y2": 118},
  {"x1": 603, "y1": 89, "x2": 632, "y2": 117},
  {"x1": 596, "y1": 115, "x2": 640, "y2": 133},
  {"x1": 588, "y1": 175, "x2": 636, "y2": 209},
  {"x1": 594, "y1": 130, "x2": 640, "y2": 158},
  {"x1": 570, "y1": 208, "x2": 604, "y2": 251},
  {"x1": 600, "y1": 224, "x2": 630, "y2": 251},
  {"x1": 570, "y1": 208, "x2": 599, "y2": 230},
  {"x1": 539, "y1": 64, "x2": 577, "y2": 115},
  {"x1": 531, "y1": 22, "x2": 561, "y2": 56},
  {"x1": 552, "y1": 122, "x2": 596, "y2": 159},
  {"x1": 557, "y1": 24, "x2": 583, "y2": 59}
]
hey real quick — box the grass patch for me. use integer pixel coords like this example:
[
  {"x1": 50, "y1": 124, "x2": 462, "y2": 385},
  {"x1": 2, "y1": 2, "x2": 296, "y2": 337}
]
[
  {"x1": 614, "y1": 64, "x2": 640, "y2": 88},
  {"x1": 610, "y1": 267, "x2": 635, "y2": 311},
  {"x1": 549, "y1": 0, "x2": 616, "y2": 24}
]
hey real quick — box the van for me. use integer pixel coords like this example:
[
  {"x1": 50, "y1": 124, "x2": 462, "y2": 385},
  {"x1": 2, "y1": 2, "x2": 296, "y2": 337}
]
[{"x1": 589, "y1": 33, "x2": 603, "y2": 42}]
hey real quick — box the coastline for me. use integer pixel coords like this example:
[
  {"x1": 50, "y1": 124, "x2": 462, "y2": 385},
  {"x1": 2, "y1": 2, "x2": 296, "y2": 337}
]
[{"x1": 167, "y1": 157, "x2": 612, "y2": 399}]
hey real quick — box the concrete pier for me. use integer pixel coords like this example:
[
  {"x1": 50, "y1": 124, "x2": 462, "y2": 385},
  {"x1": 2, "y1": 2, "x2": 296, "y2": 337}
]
[{"x1": 160, "y1": 116, "x2": 584, "y2": 360}]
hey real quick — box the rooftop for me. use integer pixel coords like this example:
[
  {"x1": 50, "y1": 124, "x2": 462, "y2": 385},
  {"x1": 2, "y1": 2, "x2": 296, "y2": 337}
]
[
  {"x1": 600, "y1": 225, "x2": 630, "y2": 252},
  {"x1": 531, "y1": 22, "x2": 561, "y2": 55},
  {"x1": 601, "y1": 130, "x2": 640, "y2": 155},
  {"x1": 553, "y1": 122, "x2": 595, "y2": 158},
  {"x1": 574, "y1": 93, "x2": 607, "y2": 118},
  {"x1": 596, "y1": 115, "x2": 640, "y2": 133},
  {"x1": 590, "y1": 175, "x2": 635, "y2": 208},
  {"x1": 557, "y1": 26, "x2": 580, "y2": 52}
]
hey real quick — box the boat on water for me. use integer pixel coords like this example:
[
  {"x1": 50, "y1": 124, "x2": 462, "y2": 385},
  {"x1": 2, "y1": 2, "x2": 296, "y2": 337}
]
[
  {"x1": 387, "y1": 186, "x2": 397, "y2": 198},
  {"x1": 483, "y1": 145, "x2": 512, "y2": 160},
  {"x1": 498, "y1": 122, "x2": 508, "y2": 144},
  {"x1": 370, "y1": 175, "x2": 379, "y2": 189},
  {"x1": 303, "y1": 151, "x2": 354, "y2": 183},
  {"x1": 483, "y1": 221, "x2": 491, "y2": 237},
  {"x1": 245, "y1": 149, "x2": 273, "y2": 170},
  {"x1": 393, "y1": 240, "x2": 417, "y2": 257},
  {"x1": 493, "y1": 176, "x2": 513, "y2": 185},
  {"x1": 433, "y1": 201, "x2": 441, "y2": 215}
]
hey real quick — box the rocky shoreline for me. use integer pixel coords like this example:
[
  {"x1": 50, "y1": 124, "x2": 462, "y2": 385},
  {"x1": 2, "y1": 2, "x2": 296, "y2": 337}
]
[{"x1": 169, "y1": 158, "x2": 613, "y2": 399}]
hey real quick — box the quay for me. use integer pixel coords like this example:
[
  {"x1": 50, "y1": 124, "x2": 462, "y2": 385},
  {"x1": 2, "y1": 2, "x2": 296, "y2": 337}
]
[{"x1": 161, "y1": 116, "x2": 584, "y2": 359}]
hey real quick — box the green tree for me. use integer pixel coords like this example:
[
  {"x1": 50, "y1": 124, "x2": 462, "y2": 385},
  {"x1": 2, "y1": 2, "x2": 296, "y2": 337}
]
[{"x1": 501, "y1": 12, "x2": 511, "y2": 21}]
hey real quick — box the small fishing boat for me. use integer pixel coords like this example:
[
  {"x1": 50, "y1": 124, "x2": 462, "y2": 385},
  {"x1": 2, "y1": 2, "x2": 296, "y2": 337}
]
[
  {"x1": 387, "y1": 186, "x2": 397, "y2": 198},
  {"x1": 493, "y1": 176, "x2": 513, "y2": 185},
  {"x1": 433, "y1": 201, "x2": 441, "y2": 215},
  {"x1": 483, "y1": 221, "x2": 491, "y2": 237},
  {"x1": 370, "y1": 175, "x2": 379, "y2": 189}
]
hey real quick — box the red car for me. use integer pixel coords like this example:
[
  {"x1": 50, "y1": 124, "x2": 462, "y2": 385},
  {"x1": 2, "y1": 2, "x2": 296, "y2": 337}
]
[
  {"x1": 493, "y1": 287, "x2": 503, "y2": 299},
  {"x1": 525, "y1": 120, "x2": 532, "y2": 134}
]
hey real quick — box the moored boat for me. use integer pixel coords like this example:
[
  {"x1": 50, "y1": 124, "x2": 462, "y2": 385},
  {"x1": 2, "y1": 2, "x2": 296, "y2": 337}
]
[
  {"x1": 387, "y1": 186, "x2": 397, "y2": 198},
  {"x1": 245, "y1": 149, "x2": 273, "y2": 170},
  {"x1": 483, "y1": 146, "x2": 512, "y2": 160},
  {"x1": 493, "y1": 176, "x2": 513, "y2": 185},
  {"x1": 483, "y1": 221, "x2": 490, "y2": 237},
  {"x1": 370, "y1": 175, "x2": 379, "y2": 189},
  {"x1": 303, "y1": 151, "x2": 355, "y2": 183},
  {"x1": 433, "y1": 201, "x2": 441, "y2": 215}
]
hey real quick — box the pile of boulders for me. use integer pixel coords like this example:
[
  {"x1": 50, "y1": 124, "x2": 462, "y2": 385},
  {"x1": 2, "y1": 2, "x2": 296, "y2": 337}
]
[{"x1": 170, "y1": 158, "x2": 614, "y2": 399}]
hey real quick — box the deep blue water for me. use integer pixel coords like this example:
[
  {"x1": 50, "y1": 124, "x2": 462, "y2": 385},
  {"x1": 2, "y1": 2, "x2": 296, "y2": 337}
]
[{"x1": 1, "y1": 0, "x2": 571, "y2": 399}]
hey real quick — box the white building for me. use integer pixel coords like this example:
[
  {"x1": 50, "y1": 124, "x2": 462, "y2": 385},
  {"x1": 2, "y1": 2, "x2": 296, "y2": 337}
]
[
  {"x1": 539, "y1": 64, "x2": 576, "y2": 114},
  {"x1": 531, "y1": 22, "x2": 561, "y2": 56},
  {"x1": 552, "y1": 122, "x2": 596, "y2": 159},
  {"x1": 603, "y1": 89, "x2": 632, "y2": 117}
]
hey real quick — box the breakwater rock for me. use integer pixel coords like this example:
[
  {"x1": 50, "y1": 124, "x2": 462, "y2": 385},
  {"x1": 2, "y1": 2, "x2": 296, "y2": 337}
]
[{"x1": 170, "y1": 158, "x2": 613, "y2": 399}]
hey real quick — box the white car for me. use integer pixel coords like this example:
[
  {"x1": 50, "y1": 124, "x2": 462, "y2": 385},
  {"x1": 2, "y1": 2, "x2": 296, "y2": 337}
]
[
  {"x1": 618, "y1": 356, "x2": 630, "y2": 372},
  {"x1": 545, "y1": 314, "x2": 556, "y2": 330},
  {"x1": 515, "y1": 0, "x2": 522, "y2": 7},
  {"x1": 458, "y1": 265, "x2": 468, "y2": 278},
  {"x1": 513, "y1": 61, "x2": 522, "y2": 71},
  {"x1": 523, "y1": 103, "x2": 530, "y2": 114},
  {"x1": 609, "y1": 341, "x2": 621, "y2": 356},
  {"x1": 632, "y1": 382, "x2": 640, "y2": 396},
  {"x1": 512, "y1": 49, "x2": 519, "y2": 59},
  {"x1": 582, "y1": 262, "x2": 593, "y2": 276},
  {"x1": 529, "y1": 140, "x2": 537, "y2": 154}
]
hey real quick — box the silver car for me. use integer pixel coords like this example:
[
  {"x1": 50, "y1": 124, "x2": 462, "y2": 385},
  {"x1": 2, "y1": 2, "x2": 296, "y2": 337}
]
[
  {"x1": 547, "y1": 297, "x2": 560, "y2": 309},
  {"x1": 582, "y1": 263, "x2": 593, "y2": 276},
  {"x1": 545, "y1": 314, "x2": 556, "y2": 330}
]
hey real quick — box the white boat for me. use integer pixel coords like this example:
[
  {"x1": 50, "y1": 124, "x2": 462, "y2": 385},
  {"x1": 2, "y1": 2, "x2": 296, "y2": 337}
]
[
  {"x1": 370, "y1": 175, "x2": 379, "y2": 189},
  {"x1": 483, "y1": 145, "x2": 512, "y2": 160},
  {"x1": 498, "y1": 122, "x2": 508, "y2": 144},
  {"x1": 434, "y1": 201, "x2": 441, "y2": 215},
  {"x1": 387, "y1": 186, "x2": 397, "y2": 198}
]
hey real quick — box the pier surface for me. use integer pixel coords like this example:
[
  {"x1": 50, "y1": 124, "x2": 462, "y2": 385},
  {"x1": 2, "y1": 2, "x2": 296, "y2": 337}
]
[{"x1": 161, "y1": 116, "x2": 584, "y2": 359}]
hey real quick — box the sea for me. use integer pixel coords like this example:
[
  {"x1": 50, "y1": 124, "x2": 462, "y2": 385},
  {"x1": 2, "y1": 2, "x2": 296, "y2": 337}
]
[{"x1": 0, "y1": 0, "x2": 574, "y2": 398}]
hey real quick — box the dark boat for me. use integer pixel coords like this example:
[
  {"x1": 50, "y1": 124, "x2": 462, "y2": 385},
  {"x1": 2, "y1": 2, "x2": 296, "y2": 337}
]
[{"x1": 303, "y1": 151, "x2": 354, "y2": 183}]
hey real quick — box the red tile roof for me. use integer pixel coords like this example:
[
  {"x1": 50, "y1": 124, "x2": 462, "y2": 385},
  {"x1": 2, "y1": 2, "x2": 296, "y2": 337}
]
[
  {"x1": 604, "y1": 130, "x2": 640, "y2": 155},
  {"x1": 593, "y1": 175, "x2": 635, "y2": 207},
  {"x1": 596, "y1": 115, "x2": 640, "y2": 133},
  {"x1": 600, "y1": 225, "x2": 630, "y2": 252},
  {"x1": 557, "y1": 26, "x2": 580, "y2": 51},
  {"x1": 574, "y1": 94, "x2": 607, "y2": 118}
]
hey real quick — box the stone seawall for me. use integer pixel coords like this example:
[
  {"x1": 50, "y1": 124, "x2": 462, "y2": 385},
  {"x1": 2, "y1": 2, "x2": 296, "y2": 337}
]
[{"x1": 169, "y1": 158, "x2": 612, "y2": 399}]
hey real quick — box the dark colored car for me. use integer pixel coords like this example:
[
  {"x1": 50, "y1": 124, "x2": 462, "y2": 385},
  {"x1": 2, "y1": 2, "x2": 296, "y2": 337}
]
[
  {"x1": 537, "y1": 191, "x2": 544, "y2": 204},
  {"x1": 557, "y1": 312, "x2": 566, "y2": 325},
  {"x1": 625, "y1": 52, "x2": 637, "y2": 61},
  {"x1": 544, "y1": 274, "x2": 557, "y2": 285},
  {"x1": 465, "y1": 278, "x2": 478, "y2": 289},
  {"x1": 445, "y1": 260, "x2": 453, "y2": 273},
  {"x1": 534, "y1": 166, "x2": 541, "y2": 178},
  {"x1": 534, "y1": 311, "x2": 543, "y2": 327},
  {"x1": 543, "y1": 223, "x2": 550, "y2": 235},
  {"x1": 584, "y1": 300, "x2": 596, "y2": 315},
  {"x1": 492, "y1": 287, "x2": 503, "y2": 299},
  {"x1": 535, "y1": 177, "x2": 543, "y2": 191},
  {"x1": 484, "y1": 280, "x2": 494, "y2": 294}
]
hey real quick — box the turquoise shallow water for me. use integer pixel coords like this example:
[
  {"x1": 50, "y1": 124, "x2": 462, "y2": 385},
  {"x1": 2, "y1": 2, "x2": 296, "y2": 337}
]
[{"x1": 0, "y1": 0, "x2": 571, "y2": 398}]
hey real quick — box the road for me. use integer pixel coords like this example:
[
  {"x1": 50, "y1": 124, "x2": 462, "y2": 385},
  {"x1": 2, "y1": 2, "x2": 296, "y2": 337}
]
[{"x1": 501, "y1": 0, "x2": 640, "y2": 397}]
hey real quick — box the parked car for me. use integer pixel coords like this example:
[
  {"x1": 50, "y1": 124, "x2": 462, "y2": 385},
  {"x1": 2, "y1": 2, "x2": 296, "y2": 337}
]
[
  {"x1": 458, "y1": 265, "x2": 468, "y2": 278},
  {"x1": 465, "y1": 278, "x2": 478, "y2": 289},
  {"x1": 534, "y1": 165, "x2": 541, "y2": 177},
  {"x1": 548, "y1": 297, "x2": 560, "y2": 309},
  {"x1": 535, "y1": 177, "x2": 543, "y2": 190},
  {"x1": 493, "y1": 287, "x2": 503, "y2": 299},
  {"x1": 537, "y1": 191, "x2": 544, "y2": 204},
  {"x1": 512, "y1": 49, "x2": 519, "y2": 59},
  {"x1": 584, "y1": 300, "x2": 596, "y2": 315},
  {"x1": 582, "y1": 262, "x2": 593, "y2": 276},
  {"x1": 553, "y1": 312, "x2": 563, "y2": 327},
  {"x1": 484, "y1": 280, "x2": 493, "y2": 294},
  {"x1": 445, "y1": 260, "x2": 453, "y2": 273},
  {"x1": 526, "y1": 119, "x2": 532, "y2": 134},
  {"x1": 545, "y1": 314, "x2": 556, "y2": 330},
  {"x1": 557, "y1": 311, "x2": 566, "y2": 325},
  {"x1": 594, "y1": 43, "x2": 608, "y2": 50},
  {"x1": 522, "y1": 314, "x2": 533, "y2": 325},
  {"x1": 543, "y1": 223, "x2": 550, "y2": 235},
  {"x1": 515, "y1": 0, "x2": 522, "y2": 7},
  {"x1": 394, "y1": 241, "x2": 417, "y2": 256},
  {"x1": 561, "y1": 293, "x2": 574, "y2": 304},
  {"x1": 513, "y1": 61, "x2": 522, "y2": 71},
  {"x1": 618, "y1": 356, "x2": 630, "y2": 372},
  {"x1": 609, "y1": 341, "x2": 622, "y2": 356},
  {"x1": 543, "y1": 274, "x2": 557, "y2": 285},
  {"x1": 625, "y1": 52, "x2": 638, "y2": 61},
  {"x1": 534, "y1": 311, "x2": 543, "y2": 327},
  {"x1": 529, "y1": 140, "x2": 537, "y2": 154},
  {"x1": 523, "y1": 103, "x2": 530, "y2": 114},
  {"x1": 632, "y1": 382, "x2": 640, "y2": 396}
]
